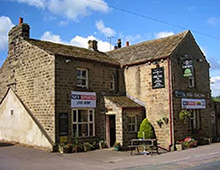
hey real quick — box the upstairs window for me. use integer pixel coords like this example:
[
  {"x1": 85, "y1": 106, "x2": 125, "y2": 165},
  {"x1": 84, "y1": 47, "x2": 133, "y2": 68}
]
[
  {"x1": 110, "y1": 73, "x2": 115, "y2": 90},
  {"x1": 77, "y1": 68, "x2": 88, "y2": 88},
  {"x1": 189, "y1": 77, "x2": 195, "y2": 88}
]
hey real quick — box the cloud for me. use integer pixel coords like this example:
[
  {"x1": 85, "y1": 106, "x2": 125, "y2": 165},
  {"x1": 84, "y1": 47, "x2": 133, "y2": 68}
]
[
  {"x1": 9, "y1": 0, "x2": 46, "y2": 8},
  {"x1": 70, "y1": 35, "x2": 112, "y2": 52},
  {"x1": 0, "y1": 16, "x2": 14, "y2": 51},
  {"x1": 154, "y1": 31, "x2": 174, "y2": 39},
  {"x1": 211, "y1": 76, "x2": 220, "y2": 96},
  {"x1": 11, "y1": 0, "x2": 109, "y2": 20},
  {"x1": 207, "y1": 17, "x2": 217, "y2": 26},
  {"x1": 95, "y1": 20, "x2": 116, "y2": 37},
  {"x1": 209, "y1": 57, "x2": 220, "y2": 70},
  {"x1": 40, "y1": 31, "x2": 112, "y2": 52},
  {"x1": 40, "y1": 31, "x2": 64, "y2": 43}
]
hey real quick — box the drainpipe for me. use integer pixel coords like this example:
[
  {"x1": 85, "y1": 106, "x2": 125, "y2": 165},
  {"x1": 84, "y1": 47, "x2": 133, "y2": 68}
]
[{"x1": 167, "y1": 58, "x2": 173, "y2": 151}]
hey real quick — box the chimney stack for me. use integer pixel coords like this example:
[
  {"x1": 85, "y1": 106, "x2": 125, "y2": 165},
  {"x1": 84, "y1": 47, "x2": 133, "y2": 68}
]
[
  {"x1": 19, "y1": 17, "x2": 23, "y2": 25},
  {"x1": 126, "y1": 41, "x2": 129, "y2": 47},
  {"x1": 117, "y1": 39, "x2": 121, "y2": 48},
  {"x1": 88, "y1": 40, "x2": 98, "y2": 51}
]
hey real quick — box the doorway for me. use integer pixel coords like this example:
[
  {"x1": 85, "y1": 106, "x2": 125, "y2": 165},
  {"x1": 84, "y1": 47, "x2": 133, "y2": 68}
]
[
  {"x1": 106, "y1": 115, "x2": 116, "y2": 147},
  {"x1": 109, "y1": 115, "x2": 116, "y2": 146}
]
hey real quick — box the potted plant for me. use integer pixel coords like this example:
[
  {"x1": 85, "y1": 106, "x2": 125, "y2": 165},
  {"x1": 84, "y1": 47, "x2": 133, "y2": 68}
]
[
  {"x1": 138, "y1": 118, "x2": 156, "y2": 139},
  {"x1": 83, "y1": 142, "x2": 94, "y2": 152},
  {"x1": 156, "y1": 119, "x2": 163, "y2": 128},
  {"x1": 113, "y1": 142, "x2": 121, "y2": 151},
  {"x1": 58, "y1": 143, "x2": 74, "y2": 153},
  {"x1": 162, "y1": 116, "x2": 169, "y2": 124},
  {"x1": 175, "y1": 141, "x2": 184, "y2": 150},
  {"x1": 179, "y1": 110, "x2": 191, "y2": 124}
]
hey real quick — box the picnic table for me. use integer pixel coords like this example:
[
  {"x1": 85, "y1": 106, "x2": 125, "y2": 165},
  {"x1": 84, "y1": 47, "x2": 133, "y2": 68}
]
[{"x1": 128, "y1": 139, "x2": 159, "y2": 155}]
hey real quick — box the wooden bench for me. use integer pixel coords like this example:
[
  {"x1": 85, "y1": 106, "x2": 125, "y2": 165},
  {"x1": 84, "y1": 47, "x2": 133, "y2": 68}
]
[{"x1": 128, "y1": 139, "x2": 159, "y2": 156}]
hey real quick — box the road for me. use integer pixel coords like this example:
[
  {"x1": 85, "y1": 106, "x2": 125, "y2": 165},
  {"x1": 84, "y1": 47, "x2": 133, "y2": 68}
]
[{"x1": 0, "y1": 142, "x2": 220, "y2": 170}]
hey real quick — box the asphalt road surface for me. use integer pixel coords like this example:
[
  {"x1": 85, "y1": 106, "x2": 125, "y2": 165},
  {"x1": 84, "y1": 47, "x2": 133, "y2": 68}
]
[{"x1": 0, "y1": 142, "x2": 220, "y2": 170}]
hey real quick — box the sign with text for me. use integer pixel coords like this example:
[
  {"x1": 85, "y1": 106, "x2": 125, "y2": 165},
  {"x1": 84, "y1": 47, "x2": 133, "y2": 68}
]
[
  {"x1": 71, "y1": 91, "x2": 96, "y2": 108},
  {"x1": 181, "y1": 98, "x2": 206, "y2": 109},
  {"x1": 152, "y1": 67, "x2": 165, "y2": 89},
  {"x1": 182, "y1": 59, "x2": 194, "y2": 77},
  {"x1": 174, "y1": 90, "x2": 206, "y2": 98}
]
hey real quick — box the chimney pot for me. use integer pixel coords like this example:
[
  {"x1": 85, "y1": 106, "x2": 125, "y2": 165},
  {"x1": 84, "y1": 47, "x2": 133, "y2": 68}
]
[
  {"x1": 19, "y1": 17, "x2": 23, "y2": 25},
  {"x1": 126, "y1": 41, "x2": 129, "y2": 47},
  {"x1": 88, "y1": 40, "x2": 98, "y2": 51},
  {"x1": 117, "y1": 39, "x2": 121, "y2": 48}
]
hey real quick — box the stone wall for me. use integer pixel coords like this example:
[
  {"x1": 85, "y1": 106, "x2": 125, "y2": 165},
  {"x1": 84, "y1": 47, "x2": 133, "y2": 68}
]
[
  {"x1": 0, "y1": 37, "x2": 56, "y2": 143},
  {"x1": 122, "y1": 108, "x2": 145, "y2": 147},
  {"x1": 171, "y1": 32, "x2": 213, "y2": 142},
  {"x1": 55, "y1": 55, "x2": 124, "y2": 143},
  {"x1": 124, "y1": 60, "x2": 171, "y2": 148}
]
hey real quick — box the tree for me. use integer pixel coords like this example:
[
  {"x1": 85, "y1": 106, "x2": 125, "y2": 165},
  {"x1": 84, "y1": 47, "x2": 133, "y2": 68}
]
[{"x1": 138, "y1": 118, "x2": 156, "y2": 139}]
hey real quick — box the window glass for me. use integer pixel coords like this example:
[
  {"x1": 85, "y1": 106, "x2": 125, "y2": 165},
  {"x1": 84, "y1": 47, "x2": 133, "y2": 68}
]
[
  {"x1": 77, "y1": 68, "x2": 88, "y2": 88},
  {"x1": 79, "y1": 124, "x2": 88, "y2": 137},
  {"x1": 78, "y1": 110, "x2": 88, "y2": 122},
  {"x1": 89, "y1": 123, "x2": 94, "y2": 136},
  {"x1": 72, "y1": 109, "x2": 94, "y2": 137},
  {"x1": 128, "y1": 115, "x2": 137, "y2": 132},
  {"x1": 73, "y1": 110, "x2": 77, "y2": 122}
]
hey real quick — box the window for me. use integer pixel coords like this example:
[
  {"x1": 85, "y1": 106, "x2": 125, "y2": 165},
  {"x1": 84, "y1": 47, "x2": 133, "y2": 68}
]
[
  {"x1": 189, "y1": 77, "x2": 195, "y2": 88},
  {"x1": 77, "y1": 68, "x2": 88, "y2": 88},
  {"x1": 128, "y1": 115, "x2": 137, "y2": 132},
  {"x1": 72, "y1": 109, "x2": 95, "y2": 137},
  {"x1": 188, "y1": 110, "x2": 200, "y2": 133},
  {"x1": 110, "y1": 73, "x2": 115, "y2": 90}
]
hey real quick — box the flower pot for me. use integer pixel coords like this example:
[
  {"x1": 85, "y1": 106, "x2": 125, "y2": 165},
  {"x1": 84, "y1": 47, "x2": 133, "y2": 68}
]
[{"x1": 175, "y1": 144, "x2": 184, "y2": 151}]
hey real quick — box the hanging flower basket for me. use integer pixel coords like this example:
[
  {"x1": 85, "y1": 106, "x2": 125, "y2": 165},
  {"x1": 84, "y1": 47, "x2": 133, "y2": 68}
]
[{"x1": 179, "y1": 110, "x2": 191, "y2": 124}]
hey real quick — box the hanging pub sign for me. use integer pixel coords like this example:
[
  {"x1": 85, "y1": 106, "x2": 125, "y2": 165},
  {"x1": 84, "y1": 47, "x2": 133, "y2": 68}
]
[
  {"x1": 71, "y1": 91, "x2": 96, "y2": 108},
  {"x1": 59, "y1": 113, "x2": 68, "y2": 136},
  {"x1": 182, "y1": 59, "x2": 194, "y2": 77},
  {"x1": 181, "y1": 98, "x2": 206, "y2": 109},
  {"x1": 151, "y1": 67, "x2": 165, "y2": 89}
]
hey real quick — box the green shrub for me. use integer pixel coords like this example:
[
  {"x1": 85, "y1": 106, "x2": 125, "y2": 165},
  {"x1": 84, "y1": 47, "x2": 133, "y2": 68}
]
[{"x1": 138, "y1": 118, "x2": 156, "y2": 139}]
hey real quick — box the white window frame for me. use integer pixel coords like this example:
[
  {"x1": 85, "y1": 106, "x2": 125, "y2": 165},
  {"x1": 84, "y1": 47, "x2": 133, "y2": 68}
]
[
  {"x1": 128, "y1": 115, "x2": 137, "y2": 132},
  {"x1": 77, "y1": 68, "x2": 88, "y2": 88},
  {"x1": 72, "y1": 109, "x2": 95, "y2": 137},
  {"x1": 189, "y1": 110, "x2": 200, "y2": 131},
  {"x1": 110, "y1": 73, "x2": 115, "y2": 91},
  {"x1": 189, "y1": 77, "x2": 195, "y2": 88}
]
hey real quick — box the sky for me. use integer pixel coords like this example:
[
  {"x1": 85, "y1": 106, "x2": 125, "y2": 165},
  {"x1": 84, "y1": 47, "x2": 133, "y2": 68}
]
[{"x1": 0, "y1": 0, "x2": 220, "y2": 96}]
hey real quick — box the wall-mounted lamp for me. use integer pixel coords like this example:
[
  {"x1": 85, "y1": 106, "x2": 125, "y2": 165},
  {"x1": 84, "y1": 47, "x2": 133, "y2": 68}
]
[
  {"x1": 152, "y1": 61, "x2": 158, "y2": 65},
  {"x1": 197, "y1": 59, "x2": 203, "y2": 62},
  {"x1": 65, "y1": 59, "x2": 71, "y2": 63},
  {"x1": 160, "y1": 59, "x2": 164, "y2": 63},
  {"x1": 146, "y1": 61, "x2": 151, "y2": 66},
  {"x1": 125, "y1": 66, "x2": 129, "y2": 69}
]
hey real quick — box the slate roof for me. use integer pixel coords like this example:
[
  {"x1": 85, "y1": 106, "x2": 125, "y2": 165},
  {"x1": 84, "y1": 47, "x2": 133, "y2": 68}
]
[
  {"x1": 26, "y1": 39, "x2": 120, "y2": 66},
  {"x1": 107, "y1": 30, "x2": 190, "y2": 66},
  {"x1": 105, "y1": 96, "x2": 143, "y2": 108}
]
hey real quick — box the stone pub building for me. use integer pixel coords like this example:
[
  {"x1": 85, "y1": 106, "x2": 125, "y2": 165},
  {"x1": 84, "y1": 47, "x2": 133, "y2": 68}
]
[{"x1": 0, "y1": 18, "x2": 219, "y2": 151}]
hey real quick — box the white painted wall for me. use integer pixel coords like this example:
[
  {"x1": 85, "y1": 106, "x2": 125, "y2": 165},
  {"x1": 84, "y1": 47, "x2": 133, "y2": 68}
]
[{"x1": 0, "y1": 89, "x2": 53, "y2": 150}]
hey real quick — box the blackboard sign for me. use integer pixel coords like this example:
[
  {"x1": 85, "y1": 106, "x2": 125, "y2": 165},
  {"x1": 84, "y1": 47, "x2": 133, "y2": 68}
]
[
  {"x1": 152, "y1": 67, "x2": 165, "y2": 89},
  {"x1": 59, "y1": 113, "x2": 68, "y2": 136}
]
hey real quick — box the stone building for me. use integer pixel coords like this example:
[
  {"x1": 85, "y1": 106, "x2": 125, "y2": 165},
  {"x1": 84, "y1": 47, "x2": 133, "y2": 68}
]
[{"x1": 0, "y1": 18, "x2": 218, "y2": 151}]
